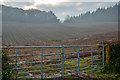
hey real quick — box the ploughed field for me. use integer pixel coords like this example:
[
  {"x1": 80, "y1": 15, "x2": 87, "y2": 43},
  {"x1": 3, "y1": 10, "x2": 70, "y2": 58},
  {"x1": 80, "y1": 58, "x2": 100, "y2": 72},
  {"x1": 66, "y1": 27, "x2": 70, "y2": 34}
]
[
  {"x1": 2, "y1": 22, "x2": 118, "y2": 46},
  {"x1": 2, "y1": 22, "x2": 118, "y2": 79}
]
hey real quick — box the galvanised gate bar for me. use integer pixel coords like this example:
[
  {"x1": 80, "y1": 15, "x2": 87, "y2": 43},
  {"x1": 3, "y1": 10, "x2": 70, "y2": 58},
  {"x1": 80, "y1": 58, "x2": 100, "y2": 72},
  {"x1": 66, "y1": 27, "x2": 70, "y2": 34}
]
[{"x1": 1, "y1": 44, "x2": 105, "y2": 79}]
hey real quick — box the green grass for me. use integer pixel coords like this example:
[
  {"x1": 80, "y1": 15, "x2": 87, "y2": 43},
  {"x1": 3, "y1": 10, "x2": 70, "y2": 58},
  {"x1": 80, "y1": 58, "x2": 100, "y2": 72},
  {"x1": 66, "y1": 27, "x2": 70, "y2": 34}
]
[
  {"x1": 16, "y1": 54, "x2": 102, "y2": 78},
  {"x1": 89, "y1": 69, "x2": 120, "y2": 79}
]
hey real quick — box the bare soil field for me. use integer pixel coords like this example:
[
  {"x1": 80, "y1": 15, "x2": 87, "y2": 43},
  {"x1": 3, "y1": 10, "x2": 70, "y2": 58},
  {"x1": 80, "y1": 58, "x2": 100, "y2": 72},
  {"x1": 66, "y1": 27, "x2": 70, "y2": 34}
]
[
  {"x1": 31, "y1": 31, "x2": 118, "y2": 46},
  {"x1": 2, "y1": 22, "x2": 118, "y2": 46},
  {"x1": 3, "y1": 22, "x2": 118, "y2": 64}
]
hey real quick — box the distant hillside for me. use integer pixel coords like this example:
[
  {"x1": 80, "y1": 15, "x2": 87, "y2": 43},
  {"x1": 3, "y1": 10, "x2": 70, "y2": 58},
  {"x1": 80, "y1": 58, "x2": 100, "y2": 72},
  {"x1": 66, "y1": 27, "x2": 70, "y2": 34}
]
[
  {"x1": 64, "y1": 4, "x2": 119, "y2": 23},
  {"x1": 1, "y1": 3, "x2": 120, "y2": 24},
  {"x1": 2, "y1": 5, "x2": 60, "y2": 24}
]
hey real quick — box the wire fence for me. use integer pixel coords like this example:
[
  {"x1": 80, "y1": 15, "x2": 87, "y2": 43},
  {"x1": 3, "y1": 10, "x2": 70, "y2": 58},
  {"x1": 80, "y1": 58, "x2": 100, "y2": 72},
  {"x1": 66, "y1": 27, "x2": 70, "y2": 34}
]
[{"x1": 1, "y1": 44, "x2": 105, "y2": 79}]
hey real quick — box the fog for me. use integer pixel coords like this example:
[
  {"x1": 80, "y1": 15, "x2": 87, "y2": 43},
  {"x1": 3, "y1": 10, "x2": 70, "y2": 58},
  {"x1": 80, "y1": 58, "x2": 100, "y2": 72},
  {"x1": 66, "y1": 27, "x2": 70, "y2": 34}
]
[{"x1": 2, "y1": 22, "x2": 118, "y2": 45}]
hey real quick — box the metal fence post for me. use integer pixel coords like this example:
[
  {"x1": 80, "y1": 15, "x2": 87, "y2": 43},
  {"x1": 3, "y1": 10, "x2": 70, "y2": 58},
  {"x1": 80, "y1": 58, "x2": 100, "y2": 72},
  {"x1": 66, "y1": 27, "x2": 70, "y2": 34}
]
[
  {"x1": 77, "y1": 48, "x2": 80, "y2": 74},
  {"x1": 59, "y1": 54, "x2": 61, "y2": 61},
  {"x1": 102, "y1": 45, "x2": 105, "y2": 67},
  {"x1": 91, "y1": 47, "x2": 93, "y2": 71},
  {"x1": 61, "y1": 47, "x2": 64, "y2": 77},
  {"x1": 15, "y1": 48, "x2": 18, "y2": 80},
  {"x1": 41, "y1": 48, "x2": 43, "y2": 79}
]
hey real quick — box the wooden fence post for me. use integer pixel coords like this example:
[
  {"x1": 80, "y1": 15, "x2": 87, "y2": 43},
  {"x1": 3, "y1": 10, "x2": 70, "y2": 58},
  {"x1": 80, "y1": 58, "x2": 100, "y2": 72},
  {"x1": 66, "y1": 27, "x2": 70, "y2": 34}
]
[{"x1": 106, "y1": 44, "x2": 110, "y2": 64}]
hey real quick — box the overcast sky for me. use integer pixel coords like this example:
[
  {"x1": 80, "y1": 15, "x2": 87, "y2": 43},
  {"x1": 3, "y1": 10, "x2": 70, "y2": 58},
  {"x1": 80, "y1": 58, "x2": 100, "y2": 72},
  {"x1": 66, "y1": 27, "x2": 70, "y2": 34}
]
[{"x1": 0, "y1": 0, "x2": 118, "y2": 21}]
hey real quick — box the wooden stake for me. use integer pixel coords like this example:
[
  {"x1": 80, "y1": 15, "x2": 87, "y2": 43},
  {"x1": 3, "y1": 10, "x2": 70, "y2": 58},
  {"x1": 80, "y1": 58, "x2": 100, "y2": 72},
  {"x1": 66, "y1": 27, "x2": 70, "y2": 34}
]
[{"x1": 106, "y1": 44, "x2": 110, "y2": 64}]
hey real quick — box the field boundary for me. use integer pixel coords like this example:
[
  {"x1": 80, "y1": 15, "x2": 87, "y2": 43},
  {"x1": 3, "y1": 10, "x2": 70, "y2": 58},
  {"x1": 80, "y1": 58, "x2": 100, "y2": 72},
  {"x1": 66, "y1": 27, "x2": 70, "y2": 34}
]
[{"x1": 1, "y1": 44, "x2": 105, "y2": 79}]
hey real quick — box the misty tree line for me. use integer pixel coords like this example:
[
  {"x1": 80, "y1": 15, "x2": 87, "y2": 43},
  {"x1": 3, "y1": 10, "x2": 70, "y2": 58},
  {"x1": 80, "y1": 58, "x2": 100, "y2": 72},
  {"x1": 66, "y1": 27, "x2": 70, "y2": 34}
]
[
  {"x1": 64, "y1": 4, "x2": 119, "y2": 23},
  {"x1": 2, "y1": 5, "x2": 60, "y2": 23},
  {"x1": 1, "y1": 4, "x2": 120, "y2": 24}
]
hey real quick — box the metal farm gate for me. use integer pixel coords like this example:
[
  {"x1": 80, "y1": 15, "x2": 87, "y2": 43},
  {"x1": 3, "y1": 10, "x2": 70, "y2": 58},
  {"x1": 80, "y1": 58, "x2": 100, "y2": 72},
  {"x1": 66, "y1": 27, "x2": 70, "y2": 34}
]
[{"x1": 1, "y1": 44, "x2": 105, "y2": 79}]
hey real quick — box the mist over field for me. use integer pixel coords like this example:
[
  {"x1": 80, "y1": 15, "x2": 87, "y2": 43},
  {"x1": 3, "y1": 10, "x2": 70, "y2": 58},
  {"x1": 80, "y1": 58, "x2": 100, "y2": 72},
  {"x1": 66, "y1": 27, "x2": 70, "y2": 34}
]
[
  {"x1": 2, "y1": 22, "x2": 118, "y2": 45},
  {"x1": 1, "y1": 3, "x2": 119, "y2": 46}
]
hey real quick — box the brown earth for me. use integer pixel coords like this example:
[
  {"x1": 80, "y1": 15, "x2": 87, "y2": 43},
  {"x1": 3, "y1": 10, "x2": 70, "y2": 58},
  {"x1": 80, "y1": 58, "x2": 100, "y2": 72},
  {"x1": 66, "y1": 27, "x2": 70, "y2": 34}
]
[{"x1": 29, "y1": 31, "x2": 118, "y2": 46}]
